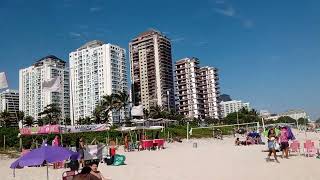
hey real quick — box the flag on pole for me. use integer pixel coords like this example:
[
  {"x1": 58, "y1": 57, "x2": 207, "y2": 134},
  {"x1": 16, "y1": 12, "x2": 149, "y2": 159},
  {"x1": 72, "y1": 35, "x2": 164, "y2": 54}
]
[
  {"x1": 0, "y1": 72, "x2": 8, "y2": 90},
  {"x1": 42, "y1": 77, "x2": 61, "y2": 92}
]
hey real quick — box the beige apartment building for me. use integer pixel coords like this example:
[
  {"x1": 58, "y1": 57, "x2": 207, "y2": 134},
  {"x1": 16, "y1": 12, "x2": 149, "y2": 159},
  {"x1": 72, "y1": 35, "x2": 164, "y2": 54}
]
[{"x1": 129, "y1": 29, "x2": 175, "y2": 110}]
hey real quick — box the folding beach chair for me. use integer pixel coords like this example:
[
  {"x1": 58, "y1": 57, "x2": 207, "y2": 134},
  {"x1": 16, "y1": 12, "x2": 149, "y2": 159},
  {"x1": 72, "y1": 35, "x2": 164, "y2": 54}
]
[
  {"x1": 289, "y1": 140, "x2": 300, "y2": 155},
  {"x1": 304, "y1": 140, "x2": 317, "y2": 157}
]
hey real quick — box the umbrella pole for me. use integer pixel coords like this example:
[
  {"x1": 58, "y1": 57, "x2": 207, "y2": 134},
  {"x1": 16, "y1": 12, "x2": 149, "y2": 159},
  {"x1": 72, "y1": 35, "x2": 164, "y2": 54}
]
[{"x1": 47, "y1": 163, "x2": 49, "y2": 180}]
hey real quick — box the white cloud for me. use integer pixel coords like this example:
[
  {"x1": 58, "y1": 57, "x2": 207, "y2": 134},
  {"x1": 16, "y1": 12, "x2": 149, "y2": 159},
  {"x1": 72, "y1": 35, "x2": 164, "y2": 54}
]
[
  {"x1": 69, "y1": 32, "x2": 81, "y2": 37},
  {"x1": 215, "y1": 0, "x2": 225, "y2": 4},
  {"x1": 213, "y1": 3, "x2": 254, "y2": 29},
  {"x1": 89, "y1": 7, "x2": 102, "y2": 12},
  {"x1": 214, "y1": 6, "x2": 235, "y2": 17},
  {"x1": 171, "y1": 37, "x2": 185, "y2": 43},
  {"x1": 195, "y1": 41, "x2": 208, "y2": 46},
  {"x1": 243, "y1": 19, "x2": 254, "y2": 29}
]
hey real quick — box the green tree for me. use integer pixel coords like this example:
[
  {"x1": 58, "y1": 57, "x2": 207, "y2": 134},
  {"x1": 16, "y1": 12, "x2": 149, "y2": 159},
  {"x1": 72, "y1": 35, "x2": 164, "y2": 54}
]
[
  {"x1": 24, "y1": 116, "x2": 34, "y2": 127},
  {"x1": 204, "y1": 117, "x2": 219, "y2": 125},
  {"x1": 143, "y1": 108, "x2": 150, "y2": 119},
  {"x1": 315, "y1": 118, "x2": 320, "y2": 124},
  {"x1": 0, "y1": 110, "x2": 11, "y2": 127},
  {"x1": 38, "y1": 103, "x2": 61, "y2": 125},
  {"x1": 37, "y1": 118, "x2": 44, "y2": 126},
  {"x1": 114, "y1": 91, "x2": 130, "y2": 121},
  {"x1": 297, "y1": 118, "x2": 308, "y2": 125},
  {"x1": 17, "y1": 111, "x2": 25, "y2": 124},
  {"x1": 150, "y1": 105, "x2": 165, "y2": 119},
  {"x1": 276, "y1": 116, "x2": 296, "y2": 124},
  {"x1": 93, "y1": 105, "x2": 103, "y2": 124},
  {"x1": 223, "y1": 108, "x2": 261, "y2": 125},
  {"x1": 83, "y1": 116, "x2": 92, "y2": 125},
  {"x1": 77, "y1": 117, "x2": 84, "y2": 125},
  {"x1": 64, "y1": 117, "x2": 71, "y2": 125},
  {"x1": 100, "y1": 94, "x2": 117, "y2": 123}
]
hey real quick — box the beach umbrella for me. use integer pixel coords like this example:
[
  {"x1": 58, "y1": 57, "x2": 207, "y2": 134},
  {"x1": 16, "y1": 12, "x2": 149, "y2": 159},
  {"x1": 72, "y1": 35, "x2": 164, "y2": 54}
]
[{"x1": 10, "y1": 145, "x2": 79, "y2": 180}]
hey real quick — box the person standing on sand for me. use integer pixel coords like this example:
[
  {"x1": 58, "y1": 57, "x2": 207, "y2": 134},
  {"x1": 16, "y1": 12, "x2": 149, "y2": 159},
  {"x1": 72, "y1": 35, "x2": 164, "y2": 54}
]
[
  {"x1": 280, "y1": 127, "x2": 289, "y2": 159},
  {"x1": 124, "y1": 134, "x2": 129, "y2": 152},
  {"x1": 76, "y1": 137, "x2": 86, "y2": 167},
  {"x1": 267, "y1": 128, "x2": 279, "y2": 163},
  {"x1": 52, "y1": 135, "x2": 60, "y2": 146}
]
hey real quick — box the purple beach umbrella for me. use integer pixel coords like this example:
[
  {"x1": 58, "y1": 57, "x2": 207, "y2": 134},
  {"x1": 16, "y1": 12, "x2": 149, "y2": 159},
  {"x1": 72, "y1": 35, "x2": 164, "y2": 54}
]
[{"x1": 10, "y1": 145, "x2": 79, "y2": 180}]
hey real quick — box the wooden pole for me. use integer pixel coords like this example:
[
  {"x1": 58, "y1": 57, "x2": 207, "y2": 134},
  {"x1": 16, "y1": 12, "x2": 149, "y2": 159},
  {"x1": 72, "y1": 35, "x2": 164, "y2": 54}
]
[
  {"x1": 187, "y1": 122, "x2": 189, "y2": 142},
  {"x1": 3, "y1": 135, "x2": 6, "y2": 150},
  {"x1": 19, "y1": 137, "x2": 22, "y2": 152},
  {"x1": 61, "y1": 133, "x2": 64, "y2": 147}
]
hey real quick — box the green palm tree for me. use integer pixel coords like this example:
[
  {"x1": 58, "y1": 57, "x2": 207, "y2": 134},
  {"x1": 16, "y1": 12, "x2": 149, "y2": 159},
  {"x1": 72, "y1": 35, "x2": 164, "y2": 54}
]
[
  {"x1": 0, "y1": 110, "x2": 11, "y2": 127},
  {"x1": 150, "y1": 105, "x2": 165, "y2": 119},
  {"x1": 143, "y1": 108, "x2": 150, "y2": 119},
  {"x1": 24, "y1": 116, "x2": 34, "y2": 127},
  {"x1": 114, "y1": 91, "x2": 130, "y2": 121},
  {"x1": 17, "y1": 111, "x2": 25, "y2": 123},
  {"x1": 100, "y1": 94, "x2": 117, "y2": 123},
  {"x1": 93, "y1": 105, "x2": 103, "y2": 124},
  {"x1": 84, "y1": 116, "x2": 92, "y2": 125},
  {"x1": 38, "y1": 103, "x2": 61, "y2": 125}
]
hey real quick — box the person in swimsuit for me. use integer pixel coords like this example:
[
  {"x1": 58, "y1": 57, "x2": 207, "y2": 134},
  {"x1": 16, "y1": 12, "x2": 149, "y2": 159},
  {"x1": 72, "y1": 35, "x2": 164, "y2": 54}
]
[
  {"x1": 267, "y1": 128, "x2": 279, "y2": 163},
  {"x1": 280, "y1": 127, "x2": 289, "y2": 159}
]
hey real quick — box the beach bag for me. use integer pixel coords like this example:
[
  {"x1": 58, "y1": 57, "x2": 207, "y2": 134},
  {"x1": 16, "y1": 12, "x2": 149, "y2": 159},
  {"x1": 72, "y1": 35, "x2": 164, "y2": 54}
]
[
  {"x1": 113, "y1": 154, "x2": 126, "y2": 166},
  {"x1": 104, "y1": 155, "x2": 114, "y2": 165},
  {"x1": 275, "y1": 142, "x2": 280, "y2": 150}
]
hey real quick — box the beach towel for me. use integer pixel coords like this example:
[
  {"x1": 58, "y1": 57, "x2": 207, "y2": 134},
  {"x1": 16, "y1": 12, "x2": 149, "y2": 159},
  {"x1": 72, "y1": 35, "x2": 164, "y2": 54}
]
[{"x1": 113, "y1": 154, "x2": 126, "y2": 166}]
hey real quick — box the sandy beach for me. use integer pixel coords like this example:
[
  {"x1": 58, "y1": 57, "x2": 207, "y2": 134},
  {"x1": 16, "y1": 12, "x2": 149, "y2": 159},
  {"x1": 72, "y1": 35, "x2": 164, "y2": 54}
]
[{"x1": 2, "y1": 131, "x2": 320, "y2": 180}]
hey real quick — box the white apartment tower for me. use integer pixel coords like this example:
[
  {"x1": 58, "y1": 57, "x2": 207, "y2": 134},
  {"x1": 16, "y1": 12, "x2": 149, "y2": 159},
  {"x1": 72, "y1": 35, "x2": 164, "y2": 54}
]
[
  {"x1": 69, "y1": 40, "x2": 128, "y2": 125},
  {"x1": 175, "y1": 58, "x2": 203, "y2": 118},
  {"x1": 199, "y1": 66, "x2": 220, "y2": 119},
  {"x1": 175, "y1": 58, "x2": 220, "y2": 119},
  {"x1": 19, "y1": 55, "x2": 70, "y2": 122},
  {"x1": 0, "y1": 89, "x2": 19, "y2": 126},
  {"x1": 220, "y1": 100, "x2": 250, "y2": 118}
]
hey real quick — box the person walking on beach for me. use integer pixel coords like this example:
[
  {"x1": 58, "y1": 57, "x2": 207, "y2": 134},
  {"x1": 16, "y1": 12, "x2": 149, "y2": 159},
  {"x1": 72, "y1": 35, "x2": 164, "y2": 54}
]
[
  {"x1": 267, "y1": 128, "x2": 279, "y2": 163},
  {"x1": 76, "y1": 137, "x2": 86, "y2": 167},
  {"x1": 280, "y1": 127, "x2": 289, "y2": 159}
]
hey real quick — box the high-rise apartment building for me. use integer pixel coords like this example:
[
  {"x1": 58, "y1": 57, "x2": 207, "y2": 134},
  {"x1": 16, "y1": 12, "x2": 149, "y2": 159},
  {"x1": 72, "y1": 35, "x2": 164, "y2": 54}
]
[
  {"x1": 129, "y1": 29, "x2": 175, "y2": 110},
  {"x1": 19, "y1": 55, "x2": 70, "y2": 122},
  {"x1": 0, "y1": 89, "x2": 19, "y2": 126},
  {"x1": 175, "y1": 58, "x2": 220, "y2": 119},
  {"x1": 220, "y1": 100, "x2": 250, "y2": 118},
  {"x1": 69, "y1": 40, "x2": 128, "y2": 125},
  {"x1": 175, "y1": 58, "x2": 204, "y2": 118},
  {"x1": 198, "y1": 66, "x2": 220, "y2": 119}
]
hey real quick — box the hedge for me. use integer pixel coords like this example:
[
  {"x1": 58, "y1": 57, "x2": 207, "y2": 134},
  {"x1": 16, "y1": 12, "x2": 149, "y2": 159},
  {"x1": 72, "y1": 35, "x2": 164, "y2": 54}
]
[{"x1": 0, "y1": 125, "x2": 234, "y2": 150}]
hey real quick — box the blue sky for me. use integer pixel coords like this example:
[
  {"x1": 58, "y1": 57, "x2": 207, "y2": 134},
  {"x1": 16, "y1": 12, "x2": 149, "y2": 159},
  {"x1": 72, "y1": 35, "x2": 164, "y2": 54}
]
[{"x1": 0, "y1": 0, "x2": 319, "y2": 119}]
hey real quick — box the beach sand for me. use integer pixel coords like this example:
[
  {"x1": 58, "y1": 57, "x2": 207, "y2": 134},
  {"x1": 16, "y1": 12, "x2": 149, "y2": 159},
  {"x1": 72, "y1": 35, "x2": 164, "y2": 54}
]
[{"x1": 2, "y1": 131, "x2": 320, "y2": 180}]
